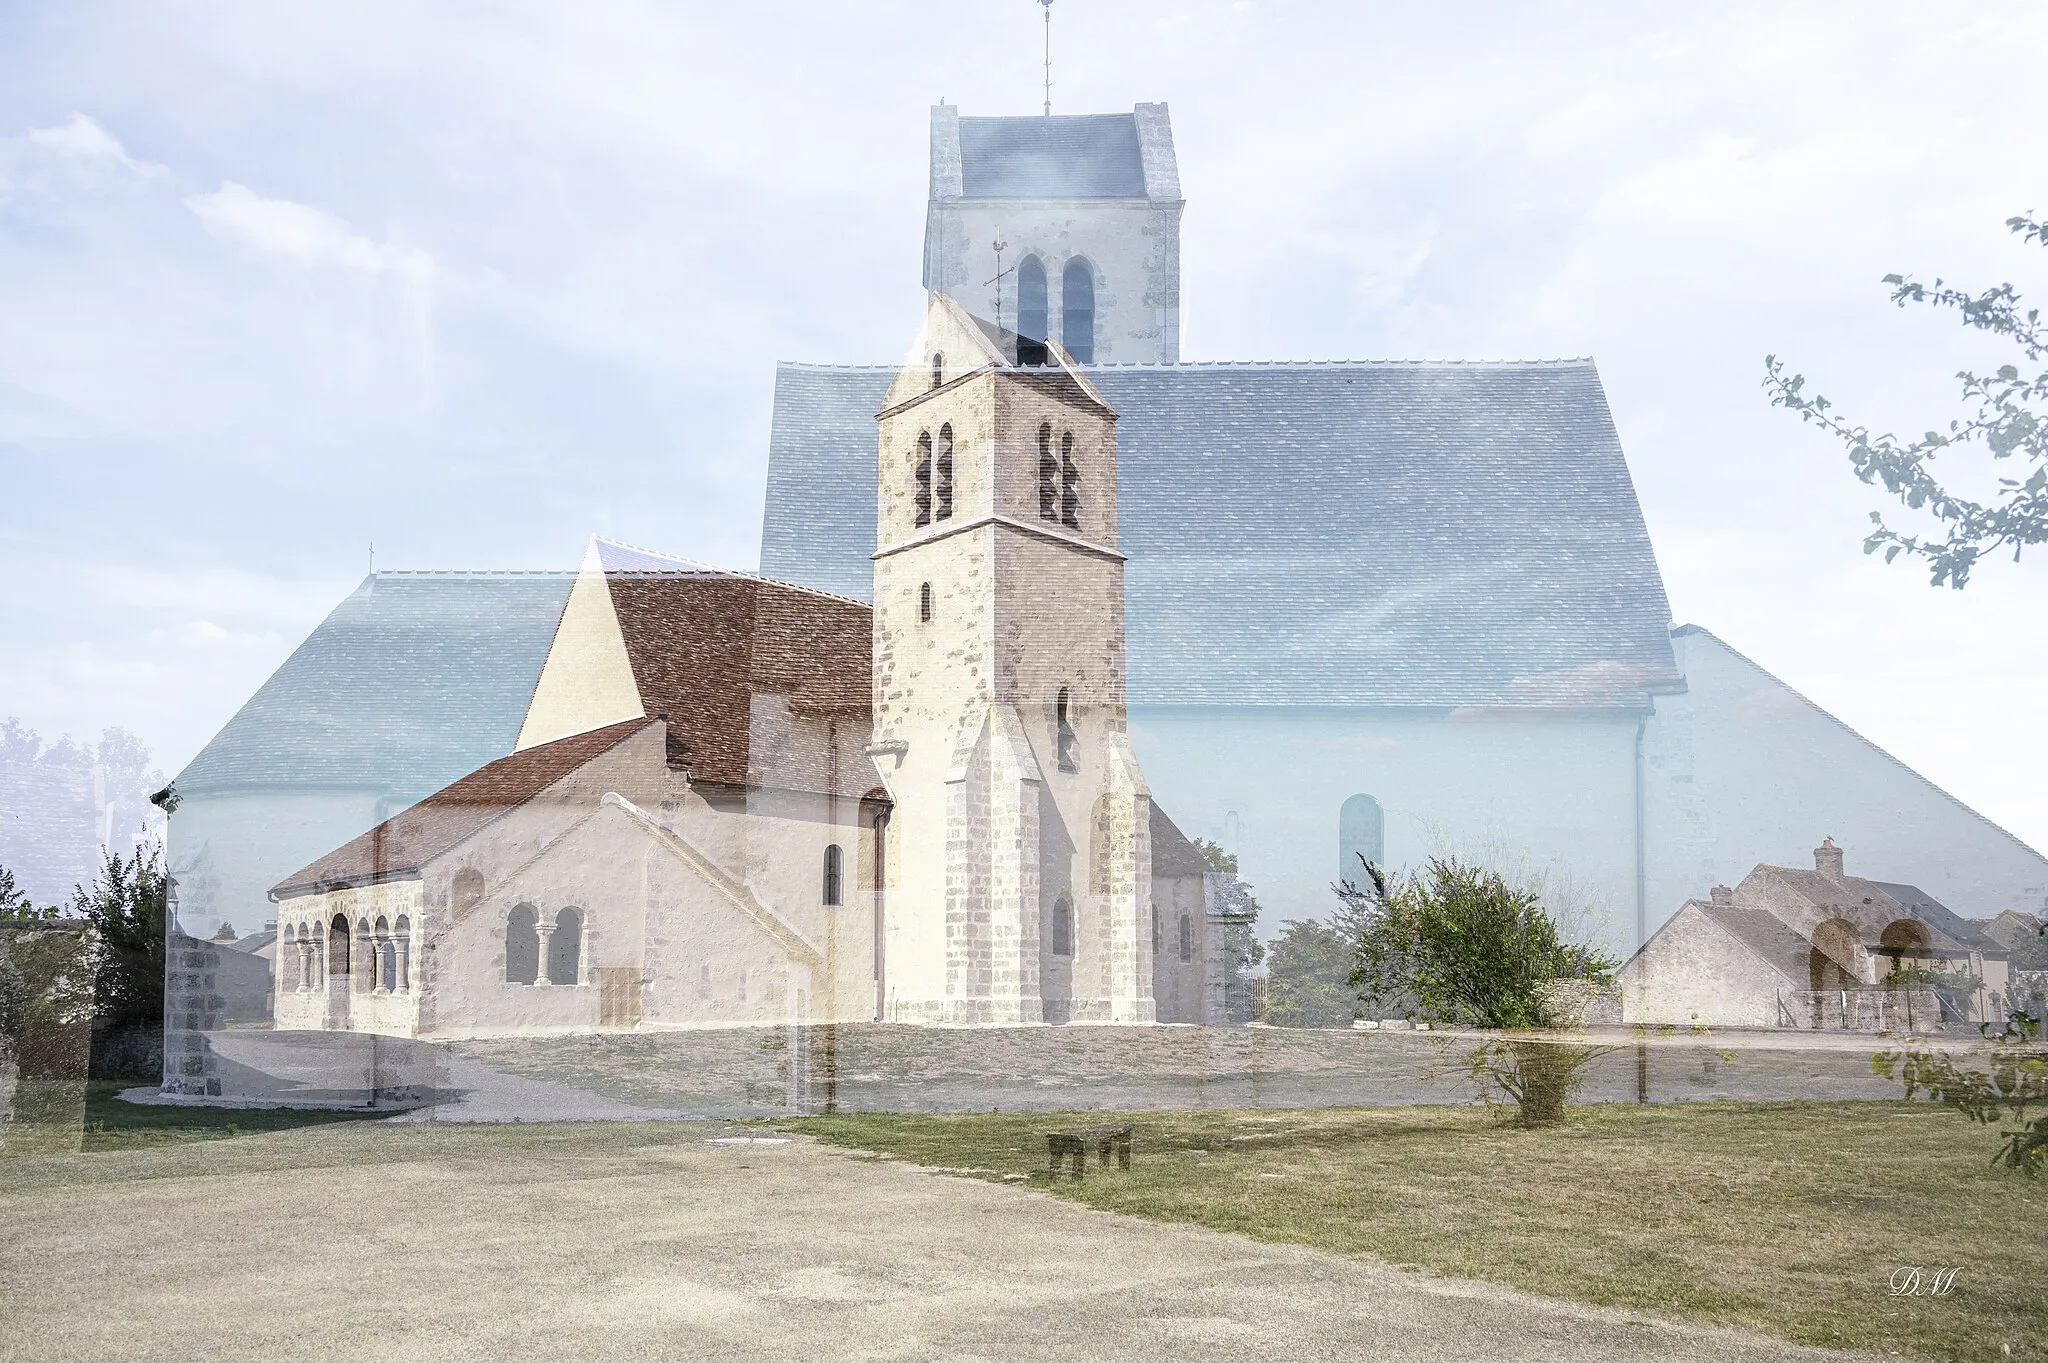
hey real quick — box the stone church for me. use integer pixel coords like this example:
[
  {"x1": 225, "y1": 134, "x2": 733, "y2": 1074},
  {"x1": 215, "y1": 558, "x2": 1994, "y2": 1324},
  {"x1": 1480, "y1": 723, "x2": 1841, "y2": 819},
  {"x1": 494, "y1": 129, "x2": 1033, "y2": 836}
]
[
  {"x1": 165, "y1": 96, "x2": 2048, "y2": 1072},
  {"x1": 258, "y1": 300, "x2": 1238, "y2": 1040}
]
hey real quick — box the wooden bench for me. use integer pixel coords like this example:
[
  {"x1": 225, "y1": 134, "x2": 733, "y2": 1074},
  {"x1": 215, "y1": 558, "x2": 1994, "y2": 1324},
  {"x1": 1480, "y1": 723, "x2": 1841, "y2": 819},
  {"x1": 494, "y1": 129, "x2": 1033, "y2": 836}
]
[{"x1": 1046, "y1": 1122, "x2": 1133, "y2": 1179}]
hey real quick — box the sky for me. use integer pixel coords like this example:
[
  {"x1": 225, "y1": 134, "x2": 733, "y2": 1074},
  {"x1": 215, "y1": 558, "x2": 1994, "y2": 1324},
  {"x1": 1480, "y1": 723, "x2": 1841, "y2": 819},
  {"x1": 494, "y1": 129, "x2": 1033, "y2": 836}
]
[{"x1": 2, "y1": 0, "x2": 2045, "y2": 852}]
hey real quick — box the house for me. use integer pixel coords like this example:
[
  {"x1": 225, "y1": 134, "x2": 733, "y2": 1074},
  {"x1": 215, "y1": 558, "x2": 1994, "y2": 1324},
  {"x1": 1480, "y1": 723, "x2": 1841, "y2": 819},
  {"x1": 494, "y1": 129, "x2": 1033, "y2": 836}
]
[{"x1": 1621, "y1": 839, "x2": 2013, "y2": 1031}]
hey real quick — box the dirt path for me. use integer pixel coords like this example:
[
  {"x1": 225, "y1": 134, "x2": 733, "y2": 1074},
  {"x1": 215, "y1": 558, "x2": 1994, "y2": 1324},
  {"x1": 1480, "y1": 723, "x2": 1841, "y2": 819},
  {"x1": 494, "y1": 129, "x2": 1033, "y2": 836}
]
[{"x1": 0, "y1": 1121, "x2": 1871, "y2": 1363}]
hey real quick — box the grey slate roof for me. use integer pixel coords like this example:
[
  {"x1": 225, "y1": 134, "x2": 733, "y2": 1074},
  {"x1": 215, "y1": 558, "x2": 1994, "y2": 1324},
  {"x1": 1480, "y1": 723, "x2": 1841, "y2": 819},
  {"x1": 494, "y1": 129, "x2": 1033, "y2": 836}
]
[
  {"x1": 1870, "y1": 881, "x2": 2005, "y2": 957},
  {"x1": 175, "y1": 572, "x2": 572, "y2": 798},
  {"x1": 958, "y1": 115, "x2": 1146, "y2": 198},
  {"x1": 761, "y1": 361, "x2": 1683, "y2": 711}
]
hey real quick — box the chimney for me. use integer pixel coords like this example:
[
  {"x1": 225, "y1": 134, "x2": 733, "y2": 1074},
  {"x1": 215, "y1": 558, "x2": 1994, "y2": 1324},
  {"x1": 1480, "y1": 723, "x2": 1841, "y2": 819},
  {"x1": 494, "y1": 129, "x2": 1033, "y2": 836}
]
[
  {"x1": 1709, "y1": 885, "x2": 1734, "y2": 906},
  {"x1": 1814, "y1": 838, "x2": 1844, "y2": 880}
]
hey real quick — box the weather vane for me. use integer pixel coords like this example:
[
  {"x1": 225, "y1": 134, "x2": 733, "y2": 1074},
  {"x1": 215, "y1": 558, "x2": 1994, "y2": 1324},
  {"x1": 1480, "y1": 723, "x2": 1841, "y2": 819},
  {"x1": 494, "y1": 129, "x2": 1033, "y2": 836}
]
[
  {"x1": 1040, "y1": 0, "x2": 1054, "y2": 116},
  {"x1": 986, "y1": 232, "x2": 1013, "y2": 330}
]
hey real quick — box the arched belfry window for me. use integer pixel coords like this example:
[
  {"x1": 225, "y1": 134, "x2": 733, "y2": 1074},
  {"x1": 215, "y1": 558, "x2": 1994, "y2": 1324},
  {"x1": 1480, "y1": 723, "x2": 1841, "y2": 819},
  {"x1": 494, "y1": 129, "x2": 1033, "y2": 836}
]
[
  {"x1": 822, "y1": 844, "x2": 844, "y2": 906},
  {"x1": 1051, "y1": 896, "x2": 1074, "y2": 957},
  {"x1": 914, "y1": 432, "x2": 933, "y2": 528},
  {"x1": 1338, "y1": 794, "x2": 1385, "y2": 887},
  {"x1": 1017, "y1": 256, "x2": 1048, "y2": 364},
  {"x1": 1038, "y1": 424, "x2": 1058, "y2": 521},
  {"x1": 935, "y1": 424, "x2": 954, "y2": 521},
  {"x1": 931, "y1": 352, "x2": 944, "y2": 389},
  {"x1": 1059, "y1": 432, "x2": 1080, "y2": 529},
  {"x1": 1056, "y1": 687, "x2": 1077, "y2": 772},
  {"x1": 1061, "y1": 259, "x2": 1095, "y2": 363}
]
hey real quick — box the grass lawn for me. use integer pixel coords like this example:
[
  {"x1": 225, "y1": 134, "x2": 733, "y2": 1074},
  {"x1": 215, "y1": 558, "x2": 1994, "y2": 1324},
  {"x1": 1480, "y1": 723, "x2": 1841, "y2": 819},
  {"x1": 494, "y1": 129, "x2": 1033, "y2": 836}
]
[
  {"x1": 783, "y1": 1099, "x2": 2048, "y2": 1362},
  {"x1": 73, "y1": 1080, "x2": 390, "y2": 1151}
]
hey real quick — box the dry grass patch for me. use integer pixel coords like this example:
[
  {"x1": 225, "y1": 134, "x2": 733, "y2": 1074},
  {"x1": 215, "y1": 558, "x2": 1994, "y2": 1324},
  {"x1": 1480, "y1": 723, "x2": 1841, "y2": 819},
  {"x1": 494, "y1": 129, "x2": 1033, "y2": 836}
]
[{"x1": 783, "y1": 1100, "x2": 2047, "y2": 1362}]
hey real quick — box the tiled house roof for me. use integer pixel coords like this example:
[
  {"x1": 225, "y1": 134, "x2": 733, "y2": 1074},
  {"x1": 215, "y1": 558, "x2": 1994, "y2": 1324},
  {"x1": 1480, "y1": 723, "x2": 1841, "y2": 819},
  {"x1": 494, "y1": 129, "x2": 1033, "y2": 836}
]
[
  {"x1": 271, "y1": 719, "x2": 653, "y2": 896},
  {"x1": 589, "y1": 543, "x2": 873, "y2": 792},
  {"x1": 761, "y1": 361, "x2": 1683, "y2": 711},
  {"x1": 176, "y1": 572, "x2": 573, "y2": 797}
]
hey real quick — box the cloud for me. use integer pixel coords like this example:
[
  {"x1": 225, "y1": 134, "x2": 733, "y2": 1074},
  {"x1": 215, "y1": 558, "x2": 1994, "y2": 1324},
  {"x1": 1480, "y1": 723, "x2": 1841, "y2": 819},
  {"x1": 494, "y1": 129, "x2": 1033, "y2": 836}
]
[
  {"x1": 24, "y1": 113, "x2": 160, "y2": 176},
  {"x1": 184, "y1": 182, "x2": 430, "y2": 282}
]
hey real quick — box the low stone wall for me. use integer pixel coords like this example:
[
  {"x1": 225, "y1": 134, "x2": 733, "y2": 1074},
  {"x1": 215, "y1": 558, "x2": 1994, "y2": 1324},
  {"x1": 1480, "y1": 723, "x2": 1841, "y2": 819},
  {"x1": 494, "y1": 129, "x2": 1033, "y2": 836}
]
[{"x1": 452, "y1": 1022, "x2": 1903, "y2": 1119}]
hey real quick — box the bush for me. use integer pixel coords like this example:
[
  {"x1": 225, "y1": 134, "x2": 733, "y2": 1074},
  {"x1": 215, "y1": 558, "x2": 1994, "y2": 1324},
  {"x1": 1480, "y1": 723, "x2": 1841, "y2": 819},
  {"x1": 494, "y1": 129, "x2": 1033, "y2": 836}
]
[{"x1": 1349, "y1": 857, "x2": 1616, "y2": 1125}]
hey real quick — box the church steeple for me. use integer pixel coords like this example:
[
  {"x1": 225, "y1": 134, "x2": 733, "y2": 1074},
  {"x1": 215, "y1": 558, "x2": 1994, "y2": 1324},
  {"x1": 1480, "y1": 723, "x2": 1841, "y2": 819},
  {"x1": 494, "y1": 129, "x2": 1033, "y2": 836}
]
[
  {"x1": 868, "y1": 293, "x2": 1153, "y2": 1026},
  {"x1": 923, "y1": 103, "x2": 1183, "y2": 365}
]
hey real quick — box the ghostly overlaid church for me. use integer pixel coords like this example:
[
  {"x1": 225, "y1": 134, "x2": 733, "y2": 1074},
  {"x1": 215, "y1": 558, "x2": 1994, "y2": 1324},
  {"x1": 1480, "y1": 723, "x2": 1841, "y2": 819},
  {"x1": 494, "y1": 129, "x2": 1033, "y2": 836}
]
[{"x1": 164, "y1": 100, "x2": 2048, "y2": 1067}]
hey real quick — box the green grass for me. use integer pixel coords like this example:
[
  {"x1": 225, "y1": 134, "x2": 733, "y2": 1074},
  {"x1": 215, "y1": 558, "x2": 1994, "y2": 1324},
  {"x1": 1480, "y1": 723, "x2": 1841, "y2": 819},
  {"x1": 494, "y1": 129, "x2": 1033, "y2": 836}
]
[
  {"x1": 71, "y1": 1080, "x2": 390, "y2": 1150},
  {"x1": 783, "y1": 1100, "x2": 2048, "y2": 1362}
]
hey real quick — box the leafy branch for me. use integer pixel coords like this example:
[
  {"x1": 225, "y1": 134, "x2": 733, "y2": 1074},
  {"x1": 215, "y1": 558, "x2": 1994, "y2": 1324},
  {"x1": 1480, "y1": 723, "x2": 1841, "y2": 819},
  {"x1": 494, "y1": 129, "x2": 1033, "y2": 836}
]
[{"x1": 1764, "y1": 213, "x2": 2048, "y2": 588}]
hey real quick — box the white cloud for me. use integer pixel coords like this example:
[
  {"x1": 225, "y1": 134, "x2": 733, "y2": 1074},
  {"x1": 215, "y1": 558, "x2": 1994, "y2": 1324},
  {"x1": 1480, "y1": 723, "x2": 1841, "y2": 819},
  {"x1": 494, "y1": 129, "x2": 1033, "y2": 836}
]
[
  {"x1": 24, "y1": 113, "x2": 160, "y2": 175},
  {"x1": 184, "y1": 182, "x2": 430, "y2": 282}
]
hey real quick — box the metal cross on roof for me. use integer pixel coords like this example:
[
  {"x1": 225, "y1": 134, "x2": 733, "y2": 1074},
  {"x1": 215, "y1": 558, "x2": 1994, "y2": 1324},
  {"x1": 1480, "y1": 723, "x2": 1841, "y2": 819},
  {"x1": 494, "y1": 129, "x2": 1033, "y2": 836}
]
[{"x1": 1040, "y1": 0, "x2": 1054, "y2": 116}]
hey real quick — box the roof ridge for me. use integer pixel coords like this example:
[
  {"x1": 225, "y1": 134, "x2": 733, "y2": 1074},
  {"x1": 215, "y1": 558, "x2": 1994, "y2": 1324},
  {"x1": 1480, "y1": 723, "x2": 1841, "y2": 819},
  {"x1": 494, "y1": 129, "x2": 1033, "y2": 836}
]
[
  {"x1": 776, "y1": 357, "x2": 1598, "y2": 372},
  {"x1": 593, "y1": 535, "x2": 872, "y2": 610}
]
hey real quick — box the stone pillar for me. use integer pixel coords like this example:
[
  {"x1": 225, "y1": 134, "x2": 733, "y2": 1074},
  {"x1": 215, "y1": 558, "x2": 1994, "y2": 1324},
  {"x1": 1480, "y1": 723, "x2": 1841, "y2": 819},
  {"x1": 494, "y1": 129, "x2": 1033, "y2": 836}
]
[{"x1": 535, "y1": 925, "x2": 555, "y2": 987}]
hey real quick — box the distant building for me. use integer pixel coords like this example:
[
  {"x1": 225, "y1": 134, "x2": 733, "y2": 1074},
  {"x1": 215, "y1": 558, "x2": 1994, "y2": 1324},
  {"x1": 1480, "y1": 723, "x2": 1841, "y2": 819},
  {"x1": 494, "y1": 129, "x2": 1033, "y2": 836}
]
[{"x1": 1621, "y1": 840, "x2": 2012, "y2": 1031}]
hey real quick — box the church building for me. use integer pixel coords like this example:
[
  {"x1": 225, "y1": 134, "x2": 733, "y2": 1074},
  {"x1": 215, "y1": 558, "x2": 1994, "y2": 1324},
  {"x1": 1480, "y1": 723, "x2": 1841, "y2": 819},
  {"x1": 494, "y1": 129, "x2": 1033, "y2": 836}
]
[
  {"x1": 163, "y1": 94, "x2": 2048, "y2": 1078},
  {"x1": 248, "y1": 304, "x2": 1238, "y2": 1048}
]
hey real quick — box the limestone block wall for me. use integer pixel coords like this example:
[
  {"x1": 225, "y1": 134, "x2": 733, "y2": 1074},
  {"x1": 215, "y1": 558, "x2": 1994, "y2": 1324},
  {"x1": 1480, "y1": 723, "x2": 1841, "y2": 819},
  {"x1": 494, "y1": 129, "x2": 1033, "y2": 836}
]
[
  {"x1": 272, "y1": 879, "x2": 424, "y2": 1038},
  {"x1": 1620, "y1": 903, "x2": 1792, "y2": 1028}
]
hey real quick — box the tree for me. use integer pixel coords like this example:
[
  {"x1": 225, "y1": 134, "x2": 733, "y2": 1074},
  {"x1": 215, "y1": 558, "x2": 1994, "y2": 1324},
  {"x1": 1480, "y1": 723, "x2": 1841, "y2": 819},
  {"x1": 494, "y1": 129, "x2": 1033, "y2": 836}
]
[
  {"x1": 0, "y1": 863, "x2": 58, "y2": 923},
  {"x1": 1264, "y1": 917, "x2": 1365, "y2": 1028},
  {"x1": 1348, "y1": 857, "x2": 1616, "y2": 1124},
  {"x1": 67, "y1": 843, "x2": 168, "y2": 1036},
  {"x1": 1764, "y1": 213, "x2": 2048, "y2": 588}
]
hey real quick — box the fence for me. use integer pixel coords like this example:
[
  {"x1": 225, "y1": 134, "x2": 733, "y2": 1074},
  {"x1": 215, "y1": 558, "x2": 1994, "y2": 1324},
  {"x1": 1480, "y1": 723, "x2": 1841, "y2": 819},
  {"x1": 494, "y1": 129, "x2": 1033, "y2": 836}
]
[{"x1": 1776, "y1": 987, "x2": 1956, "y2": 1034}]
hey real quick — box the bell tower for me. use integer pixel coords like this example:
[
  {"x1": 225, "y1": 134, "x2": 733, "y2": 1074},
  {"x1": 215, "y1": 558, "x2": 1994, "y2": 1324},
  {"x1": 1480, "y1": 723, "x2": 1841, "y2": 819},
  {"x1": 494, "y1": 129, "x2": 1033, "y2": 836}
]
[{"x1": 868, "y1": 294, "x2": 1154, "y2": 1025}]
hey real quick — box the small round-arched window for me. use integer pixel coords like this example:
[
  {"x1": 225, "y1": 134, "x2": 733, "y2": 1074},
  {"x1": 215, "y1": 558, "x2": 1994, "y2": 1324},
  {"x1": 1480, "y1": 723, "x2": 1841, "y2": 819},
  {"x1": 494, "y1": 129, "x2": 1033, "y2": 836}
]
[{"x1": 1051, "y1": 896, "x2": 1074, "y2": 957}]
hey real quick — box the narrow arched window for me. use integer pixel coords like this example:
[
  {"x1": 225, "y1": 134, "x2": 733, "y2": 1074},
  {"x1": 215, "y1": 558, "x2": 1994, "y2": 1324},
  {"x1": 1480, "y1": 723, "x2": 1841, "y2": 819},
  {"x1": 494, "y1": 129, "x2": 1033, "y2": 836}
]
[
  {"x1": 1018, "y1": 256, "x2": 1048, "y2": 364},
  {"x1": 1178, "y1": 913, "x2": 1194, "y2": 963},
  {"x1": 919, "y1": 581, "x2": 933, "y2": 622},
  {"x1": 355, "y1": 919, "x2": 373, "y2": 994},
  {"x1": 1151, "y1": 902, "x2": 1162, "y2": 953},
  {"x1": 935, "y1": 424, "x2": 954, "y2": 521},
  {"x1": 698, "y1": 963, "x2": 712, "y2": 1000},
  {"x1": 505, "y1": 903, "x2": 539, "y2": 984},
  {"x1": 329, "y1": 913, "x2": 351, "y2": 976},
  {"x1": 823, "y1": 843, "x2": 844, "y2": 906},
  {"x1": 452, "y1": 867, "x2": 484, "y2": 915},
  {"x1": 1038, "y1": 423, "x2": 1057, "y2": 520},
  {"x1": 394, "y1": 914, "x2": 412, "y2": 994},
  {"x1": 931, "y1": 352, "x2": 944, "y2": 389},
  {"x1": 549, "y1": 907, "x2": 583, "y2": 986},
  {"x1": 1338, "y1": 794, "x2": 1385, "y2": 888},
  {"x1": 914, "y1": 432, "x2": 933, "y2": 528},
  {"x1": 1060, "y1": 432, "x2": 1080, "y2": 529},
  {"x1": 1061, "y1": 259, "x2": 1095, "y2": 363},
  {"x1": 1051, "y1": 896, "x2": 1074, "y2": 956},
  {"x1": 375, "y1": 915, "x2": 395, "y2": 993},
  {"x1": 1056, "y1": 687, "x2": 1077, "y2": 772}
]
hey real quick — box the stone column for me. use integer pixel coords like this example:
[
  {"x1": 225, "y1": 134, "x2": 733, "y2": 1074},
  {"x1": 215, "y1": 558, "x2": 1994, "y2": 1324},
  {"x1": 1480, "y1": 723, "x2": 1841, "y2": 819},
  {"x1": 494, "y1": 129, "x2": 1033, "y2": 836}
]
[{"x1": 535, "y1": 925, "x2": 555, "y2": 987}]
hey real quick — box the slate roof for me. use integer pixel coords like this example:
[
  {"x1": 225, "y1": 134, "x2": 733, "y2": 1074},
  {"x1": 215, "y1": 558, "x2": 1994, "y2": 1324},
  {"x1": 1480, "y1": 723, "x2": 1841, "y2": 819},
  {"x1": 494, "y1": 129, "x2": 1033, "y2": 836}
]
[
  {"x1": 761, "y1": 362, "x2": 1683, "y2": 711},
  {"x1": 958, "y1": 114, "x2": 1146, "y2": 198},
  {"x1": 1870, "y1": 881, "x2": 2005, "y2": 957},
  {"x1": 1150, "y1": 804, "x2": 1213, "y2": 879},
  {"x1": 271, "y1": 719, "x2": 653, "y2": 896},
  {"x1": 175, "y1": 572, "x2": 572, "y2": 797},
  {"x1": 1693, "y1": 901, "x2": 1829, "y2": 986}
]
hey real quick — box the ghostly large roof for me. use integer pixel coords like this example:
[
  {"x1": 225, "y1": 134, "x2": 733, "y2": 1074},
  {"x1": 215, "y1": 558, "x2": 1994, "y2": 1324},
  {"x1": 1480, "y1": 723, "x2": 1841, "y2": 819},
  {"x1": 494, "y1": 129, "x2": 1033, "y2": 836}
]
[
  {"x1": 761, "y1": 359, "x2": 1685, "y2": 712},
  {"x1": 957, "y1": 114, "x2": 1147, "y2": 198},
  {"x1": 175, "y1": 572, "x2": 572, "y2": 798}
]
